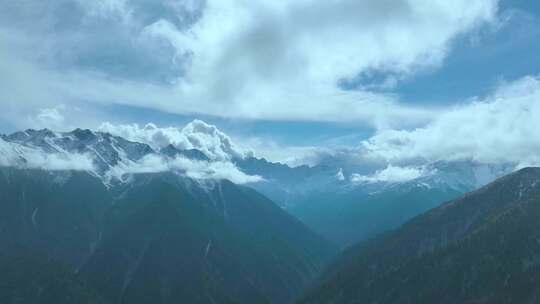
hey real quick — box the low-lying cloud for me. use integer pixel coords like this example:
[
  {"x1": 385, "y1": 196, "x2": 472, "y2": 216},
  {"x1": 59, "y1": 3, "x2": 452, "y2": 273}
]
[
  {"x1": 106, "y1": 154, "x2": 263, "y2": 184},
  {"x1": 1, "y1": 120, "x2": 263, "y2": 185},
  {"x1": 99, "y1": 120, "x2": 251, "y2": 161},
  {"x1": 351, "y1": 165, "x2": 428, "y2": 183},
  {"x1": 362, "y1": 76, "x2": 540, "y2": 167}
]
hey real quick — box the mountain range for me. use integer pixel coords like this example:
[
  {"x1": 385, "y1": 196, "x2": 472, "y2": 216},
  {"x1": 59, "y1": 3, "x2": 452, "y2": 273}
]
[
  {"x1": 0, "y1": 125, "x2": 340, "y2": 303},
  {"x1": 301, "y1": 167, "x2": 540, "y2": 304},
  {"x1": 0, "y1": 124, "x2": 513, "y2": 248},
  {"x1": 0, "y1": 122, "x2": 528, "y2": 304},
  {"x1": 0, "y1": 165, "x2": 335, "y2": 304}
]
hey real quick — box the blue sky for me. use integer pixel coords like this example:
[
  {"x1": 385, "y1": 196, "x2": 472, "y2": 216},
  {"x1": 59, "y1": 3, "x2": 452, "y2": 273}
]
[
  {"x1": 397, "y1": 0, "x2": 540, "y2": 104},
  {"x1": 1, "y1": 0, "x2": 540, "y2": 165}
]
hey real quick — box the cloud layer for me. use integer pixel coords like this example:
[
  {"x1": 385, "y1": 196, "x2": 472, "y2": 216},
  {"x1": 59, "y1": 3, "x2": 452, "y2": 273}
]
[
  {"x1": 99, "y1": 119, "x2": 250, "y2": 160},
  {"x1": 106, "y1": 154, "x2": 262, "y2": 184},
  {"x1": 0, "y1": 0, "x2": 499, "y2": 129}
]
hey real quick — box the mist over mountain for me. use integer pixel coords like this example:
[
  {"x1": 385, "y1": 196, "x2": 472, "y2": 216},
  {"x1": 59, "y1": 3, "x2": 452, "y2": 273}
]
[{"x1": 0, "y1": 121, "x2": 516, "y2": 250}]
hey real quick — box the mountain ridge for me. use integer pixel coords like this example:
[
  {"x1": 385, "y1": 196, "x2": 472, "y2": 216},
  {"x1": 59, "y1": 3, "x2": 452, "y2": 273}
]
[
  {"x1": 0, "y1": 166, "x2": 336, "y2": 304},
  {"x1": 1, "y1": 125, "x2": 515, "y2": 248},
  {"x1": 300, "y1": 167, "x2": 540, "y2": 304}
]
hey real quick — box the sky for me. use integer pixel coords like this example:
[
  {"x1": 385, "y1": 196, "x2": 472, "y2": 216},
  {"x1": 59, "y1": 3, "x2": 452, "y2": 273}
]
[{"x1": 1, "y1": 0, "x2": 540, "y2": 167}]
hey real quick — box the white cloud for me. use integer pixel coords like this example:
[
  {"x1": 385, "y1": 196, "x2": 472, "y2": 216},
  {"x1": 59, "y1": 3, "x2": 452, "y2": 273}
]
[
  {"x1": 351, "y1": 165, "x2": 428, "y2": 183},
  {"x1": 240, "y1": 136, "x2": 363, "y2": 167},
  {"x1": 335, "y1": 168, "x2": 346, "y2": 181},
  {"x1": 106, "y1": 154, "x2": 263, "y2": 184},
  {"x1": 173, "y1": 158, "x2": 263, "y2": 184},
  {"x1": 26, "y1": 105, "x2": 67, "y2": 130},
  {"x1": 0, "y1": 0, "x2": 499, "y2": 127},
  {"x1": 24, "y1": 151, "x2": 95, "y2": 171},
  {"x1": 361, "y1": 75, "x2": 540, "y2": 167},
  {"x1": 0, "y1": 118, "x2": 262, "y2": 184},
  {"x1": 37, "y1": 107, "x2": 64, "y2": 124},
  {"x1": 99, "y1": 120, "x2": 251, "y2": 160}
]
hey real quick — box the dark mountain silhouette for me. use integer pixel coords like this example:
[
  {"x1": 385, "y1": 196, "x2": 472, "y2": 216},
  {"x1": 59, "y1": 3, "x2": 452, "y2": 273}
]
[{"x1": 0, "y1": 167, "x2": 336, "y2": 304}]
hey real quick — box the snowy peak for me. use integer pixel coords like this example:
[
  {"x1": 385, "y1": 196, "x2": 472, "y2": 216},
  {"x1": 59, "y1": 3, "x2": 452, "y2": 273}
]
[
  {"x1": 4, "y1": 128, "x2": 158, "y2": 175},
  {"x1": 1, "y1": 125, "x2": 261, "y2": 186},
  {"x1": 416, "y1": 161, "x2": 515, "y2": 192},
  {"x1": 0, "y1": 121, "x2": 522, "y2": 195},
  {"x1": 6, "y1": 129, "x2": 60, "y2": 153},
  {"x1": 346, "y1": 161, "x2": 516, "y2": 194}
]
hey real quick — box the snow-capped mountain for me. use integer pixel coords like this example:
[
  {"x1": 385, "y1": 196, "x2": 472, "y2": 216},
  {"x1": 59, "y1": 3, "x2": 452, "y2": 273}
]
[
  {"x1": 251, "y1": 159, "x2": 515, "y2": 247},
  {"x1": 0, "y1": 121, "x2": 514, "y2": 193},
  {"x1": 0, "y1": 121, "x2": 518, "y2": 248},
  {"x1": 0, "y1": 123, "x2": 260, "y2": 185},
  {"x1": 4, "y1": 128, "x2": 155, "y2": 175}
]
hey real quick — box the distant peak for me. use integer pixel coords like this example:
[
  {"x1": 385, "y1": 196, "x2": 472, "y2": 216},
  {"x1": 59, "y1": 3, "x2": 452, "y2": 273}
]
[{"x1": 70, "y1": 128, "x2": 96, "y2": 141}]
